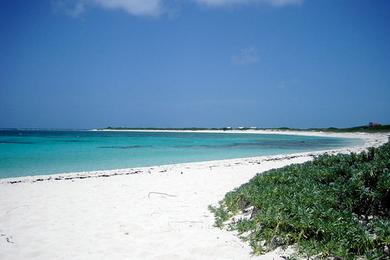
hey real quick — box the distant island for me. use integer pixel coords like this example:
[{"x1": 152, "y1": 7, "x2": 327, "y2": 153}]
[{"x1": 99, "y1": 123, "x2": 390, "y2": 133}]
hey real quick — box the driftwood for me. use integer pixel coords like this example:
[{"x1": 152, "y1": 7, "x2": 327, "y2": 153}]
[
  {"x1": 1, "y1": 234, "x2": 14, "y2": 244},
  {"x1": 147, "y1": 192, "x2": 177, "y2": 199},
  {"x1": 169, "y1": 220, "x2": 203, "y2": 224}
]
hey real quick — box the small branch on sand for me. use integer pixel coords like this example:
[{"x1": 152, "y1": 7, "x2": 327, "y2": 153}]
[
  {"x1": 148, "y1": 192, "x2": 177, "y2": 199},
  {"x1": 5, "y1": 205, "x2": 30, "y2": 215},
  {"x1": 168, "y1": 220, "x2": 204, "y2": 228},
  {"x1": 1, "y1": 234, "x2": 14, "y2": 244},
  {"x1": 169, "y1": 220, "x2": 203, "y2": 224}
]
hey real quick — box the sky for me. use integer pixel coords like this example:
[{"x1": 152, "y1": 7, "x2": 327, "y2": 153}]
[{"x1": 0, "y1": 0, "x2": 389, "y2": 129}]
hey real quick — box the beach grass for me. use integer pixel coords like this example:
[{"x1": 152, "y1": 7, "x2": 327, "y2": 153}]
[{"x1": 209, "y1": 142, "x2": 390, "y2": 259}]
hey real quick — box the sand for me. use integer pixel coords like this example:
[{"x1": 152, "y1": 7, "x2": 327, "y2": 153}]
[{"x1": 0, "y1": 131, "x2": 388, "y2": 260}]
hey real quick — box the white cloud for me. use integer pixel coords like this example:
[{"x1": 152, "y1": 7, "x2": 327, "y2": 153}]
[
  {"x1": 92, "y1": 0, "x2": 162, "y2": 16},
  {"x1": 53, "y1": 0, "x2": 86, "y2": 17},
  {"x1": 232, "y1": 47, "x2": 259, "y2": 65},
  {"x1": 55, "y1": 0, "x2": 303, "y2": 17},
  {"x1": 55, "y1": 0, "x2": 163, "y2": 17},
  {"x1": 193, "y1": 0, "x2": 304, "y2": 7}
]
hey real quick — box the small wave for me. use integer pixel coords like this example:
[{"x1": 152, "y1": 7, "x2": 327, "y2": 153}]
[
  {"x1": 55, "y1": 140, "x2": 91, "y2": 143},
  {"x1": 0, "y1": 140, "x2": 35, "y2": 144},
  {"x1": 99, "y1": 145, "x2": 150, "y2": 149}
]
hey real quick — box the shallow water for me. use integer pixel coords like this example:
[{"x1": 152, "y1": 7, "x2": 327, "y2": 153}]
[{"x1": 0, "y1": 130, "x2": 361, "y2": 178}]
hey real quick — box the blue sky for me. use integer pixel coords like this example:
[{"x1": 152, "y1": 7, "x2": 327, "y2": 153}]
[{"x1": 1, "y1": 0, "x2": 389, "y2": 129}]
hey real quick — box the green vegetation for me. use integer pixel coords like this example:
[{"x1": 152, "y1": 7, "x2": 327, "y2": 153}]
[
  {"x1": 209, "y1": 143, "x2": 390, "y2": 259},
  {"x1": 307, "y1": 124, "x2": 390, "y2": 133}
]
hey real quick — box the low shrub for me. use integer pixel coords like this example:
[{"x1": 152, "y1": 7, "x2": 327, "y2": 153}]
[{"x1": 210, "y1": 143, "x2": 390, "y2": 259}]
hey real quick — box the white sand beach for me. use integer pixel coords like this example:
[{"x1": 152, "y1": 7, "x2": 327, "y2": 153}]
[{"x1": 0, "y1": 131, "x2": 388, "y2": 260}]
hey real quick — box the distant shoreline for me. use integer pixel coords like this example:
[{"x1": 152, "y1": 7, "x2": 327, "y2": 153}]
[
  {"x1": 92, "y1": 128, "x2": 389, "y2": 140},
  {"x1": 93, "y1": 124, "x2": 390, "y2": 133}
]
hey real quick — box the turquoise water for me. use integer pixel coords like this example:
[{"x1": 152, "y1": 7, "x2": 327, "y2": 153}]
[{"x1": 0, "y1": 130, "x2": 361, "y2": 178}]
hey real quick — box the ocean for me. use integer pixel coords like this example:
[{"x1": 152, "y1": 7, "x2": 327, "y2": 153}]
[{"x1": 0, "y1": 130, "x2": 361, "y2": 178}]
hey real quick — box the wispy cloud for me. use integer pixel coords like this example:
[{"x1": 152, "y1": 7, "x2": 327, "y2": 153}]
[
  {"x1": 193, "y1": 0, "x2": 304, "y2": 8},
  {"x1": 93, "y1": 0, "x2": 163, "y2": 16},
  {"x1": 53, "y1": 0, "x2": 87, "y2": 17},
  {"x1": 54, "y1": 0, "x2": 303, "y2": 17},
  {"x1": 54, "y1": 0, "x2": 163, "y2": 17},
  {"x1": 232, "y1": 47, "x2": 259, "y2": 65}
]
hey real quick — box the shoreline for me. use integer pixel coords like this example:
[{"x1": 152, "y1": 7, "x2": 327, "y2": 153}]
[
  {"x1": 0, "y1": 131, "x2": 388, "y2": 260},
  {"x1": 0, "y1": 130, "x2": 384, "y2": 184},
  {"x1": 92, "y1": 127, "x2": 386, "y2": 137}
]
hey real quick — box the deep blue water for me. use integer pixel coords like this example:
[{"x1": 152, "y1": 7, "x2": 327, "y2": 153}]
[{"x1": 0, "y1": 130, "x2": 361, "y2": 178}]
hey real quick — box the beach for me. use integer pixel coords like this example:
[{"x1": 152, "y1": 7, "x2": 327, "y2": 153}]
[{"x1": 0, "y1": 131, "x2": 388, "y2": 260}]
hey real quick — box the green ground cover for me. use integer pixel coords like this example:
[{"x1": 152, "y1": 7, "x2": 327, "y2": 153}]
[{"x1": 210, "y1": 143, "x2": 390, "y2": 259}]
